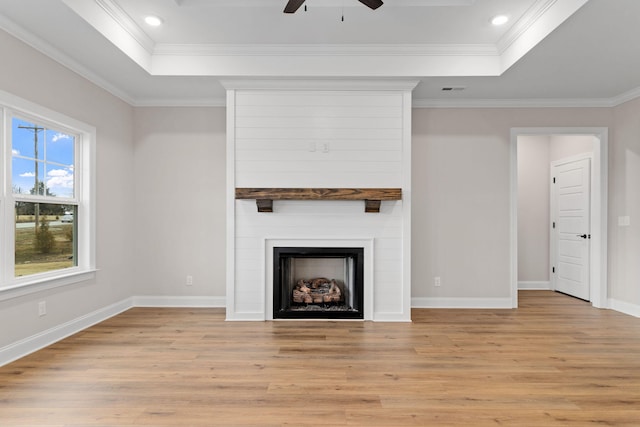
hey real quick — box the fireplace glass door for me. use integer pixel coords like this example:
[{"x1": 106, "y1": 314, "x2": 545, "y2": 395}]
[{"x1": 273, "y1": 247, "x2": 364, "y2": 319}]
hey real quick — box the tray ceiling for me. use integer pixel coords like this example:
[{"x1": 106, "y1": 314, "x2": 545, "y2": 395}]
[{"x1": 0, "y1": 0, "x2": 639, "y2": 107}]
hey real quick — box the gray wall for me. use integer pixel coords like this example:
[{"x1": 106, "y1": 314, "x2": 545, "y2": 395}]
[
  {"x1": 410, "y1": 107, "x2": 614, "y2": 300},
  {"x1": 132, "y1": 107, "x2": 227, "y2": 298},
  {"x1": 611, "y1": 97, "x2": 640, "y2": 306},
  {"x1": 0, "y1": 29, "x2": 135, "y2": 348},
  {"x1": 517, "y1": 135, "x2": 551, "y2": 283}
]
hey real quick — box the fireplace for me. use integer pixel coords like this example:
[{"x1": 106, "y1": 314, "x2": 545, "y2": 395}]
[
  {"x1": 225, "y1": 81, "x2": 414, "y2": 322},
  {"x1": 273, "y1": 247, "x2": 364, "y2": 319}
]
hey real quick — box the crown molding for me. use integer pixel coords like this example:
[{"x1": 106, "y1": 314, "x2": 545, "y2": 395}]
[
  {"x1": 610, "y1": 86, "x2": 640, "y2": 107},
  {"x1": 0, "y1": 12, "x2": 136, "y2": 106},
  {"x1": 153, "y1": 43, "x2": 498, "y2": 57},
  {"x1": 93, "y1": 0, "x2": 155, "y2": 54},
  {"x1": 496, "y1": 0, "x2": 556, "y2": 55},
  {"x1": 497, "y1": 0, "x2": 589, "y2": 73},
  {"x1": 61, "y1": 0, "x2": 154, "y2": 72},
  {"x1": 133, "y1": 82, "x2": 619, "y2": 109},
  {"x1": 132, "y1": 97, "x2": 227, "y2": 107},
  {"x1": 411, "y1": 82, "x2": 640, "y2": 109},
  {"x1": 412, "y1": 97, "x2": 617, "y2": 109},
  {"x1": 219, "y1": 78, "x2": 420, "y2": 92},
  {"x1": 133, "y1": 91, "x2": 640, "y2": 109},
  {"x1": 128, "y1": 85, "x2": 640, "y2": 108}
]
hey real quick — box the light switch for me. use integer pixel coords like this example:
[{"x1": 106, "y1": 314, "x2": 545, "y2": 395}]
[{"x1": 618, "y1": 216, "x2": 631, "y2": 226}]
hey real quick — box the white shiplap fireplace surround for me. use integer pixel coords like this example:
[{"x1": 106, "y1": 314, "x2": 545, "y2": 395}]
[{"x1": 224, "y1": 80, "x2": 417, "y2": 321}]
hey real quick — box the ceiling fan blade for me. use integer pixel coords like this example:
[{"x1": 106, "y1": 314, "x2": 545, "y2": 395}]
[
  {"x1": 358, "y1": 0, "x2": 383, "y2": 10},
  {"x1": 284, "y1": 0, "x2": 306, "y2": 13}
]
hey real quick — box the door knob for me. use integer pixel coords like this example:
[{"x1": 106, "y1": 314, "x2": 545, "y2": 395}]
[{"x1": 577, "y1": 234, "x2": 588, "y2": 239}]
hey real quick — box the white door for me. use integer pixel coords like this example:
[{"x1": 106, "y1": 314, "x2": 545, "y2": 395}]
[{"x1": 551, "y1": 157, "x2": 591, "y2": 300}]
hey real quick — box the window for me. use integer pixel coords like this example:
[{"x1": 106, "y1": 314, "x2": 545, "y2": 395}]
[
  {"x1": 1, "y1": 90, "x2": 95, "y2": 296},
  {"x1": 12, "y1": 117, "x2": 78, "y2": 277}
]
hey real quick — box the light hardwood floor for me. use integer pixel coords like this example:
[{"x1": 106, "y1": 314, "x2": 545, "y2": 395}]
[{"x1": 1, "y1": 291, "x2": 640, "y2": 426}]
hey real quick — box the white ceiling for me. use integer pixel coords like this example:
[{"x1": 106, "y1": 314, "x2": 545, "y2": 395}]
[{"x1": 0, "y1": 0, "x2": 639, "y2": 107}]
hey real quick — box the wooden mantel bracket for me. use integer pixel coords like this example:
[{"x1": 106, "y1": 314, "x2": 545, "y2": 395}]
[{"x1": 235, "y1": 188, "x2": 402, "y2": 213}]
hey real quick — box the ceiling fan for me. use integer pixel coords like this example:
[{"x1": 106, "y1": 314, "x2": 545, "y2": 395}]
[{"x1": 284, "y1": 0, "x2": 383, "y2": 14}]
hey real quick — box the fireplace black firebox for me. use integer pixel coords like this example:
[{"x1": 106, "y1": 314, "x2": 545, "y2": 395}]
[{"x1": 273, "y1": 247, "x2": 364, "y2": 319}]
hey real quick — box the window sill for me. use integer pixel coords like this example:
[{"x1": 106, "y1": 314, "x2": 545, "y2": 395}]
[{"x1": 0, "y1": 269, "x2": 98, "y2": 302}]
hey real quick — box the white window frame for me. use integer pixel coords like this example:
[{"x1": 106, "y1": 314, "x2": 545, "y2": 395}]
[{"x1": 0, "y1": 90, "x2": 96, "y2": 301}]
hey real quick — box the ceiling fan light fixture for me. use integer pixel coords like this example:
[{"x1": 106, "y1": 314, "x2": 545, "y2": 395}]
[
  {"x1": 491, "y1": 15, "x2": 509, "y2": 26},
  {"x1": 144, "y1": 15, "x2": 163, "y2": 27},
  {"x1": 284, "y1": 0, "x2": 382, "y2": 14}
]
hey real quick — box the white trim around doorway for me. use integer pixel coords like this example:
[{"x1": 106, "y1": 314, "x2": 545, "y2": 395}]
[{"x1": 510, "y1": 127, "x2": 609, "y2": 309}]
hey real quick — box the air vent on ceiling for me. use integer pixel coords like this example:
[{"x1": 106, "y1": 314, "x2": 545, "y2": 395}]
[{"x1": 441, "y1": 86, "x2": 466, "y2": 91}]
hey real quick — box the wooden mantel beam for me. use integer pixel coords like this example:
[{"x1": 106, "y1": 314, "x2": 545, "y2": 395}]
[{"x1": 235, "y1": 188, "x2": 402, "y2": 213}]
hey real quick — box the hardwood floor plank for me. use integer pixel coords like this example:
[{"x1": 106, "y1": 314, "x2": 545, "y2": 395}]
[{"x1": 1, "y1": 291, "x2": 640, "y2": 426}]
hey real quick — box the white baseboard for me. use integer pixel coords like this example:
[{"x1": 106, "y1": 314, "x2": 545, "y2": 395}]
[
  {"x1": 411, "y1": 297, "x2": 513, "y2": 309},
  {"x1": 132, "y1": 295, "x2": 226, "y2": 307},
  {"x1": 518, "y1": 281, "x2": 551, "y2": 290},
  {"x1": 0, "y1": 295, "x2": 226, "y2": 367},
  {"x1": 2, "y1": 294, "x2": 525, "y2": 367},
  {"x1": 225, "y1": 312, "x2": 266, "y2": 321},
  {"x1": 372, "y1": 313, "x2": 412, "y2": 322},
  {"x1": 609, "y1": 298, "x2": 640, "y2": 318},
  {"x1": 0, "y1": 298, "x2": 132, "y2": 367}
]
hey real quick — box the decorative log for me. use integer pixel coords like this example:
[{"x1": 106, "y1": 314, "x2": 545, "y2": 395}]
[
  {"x1": 292, "y1": 277, "x2": 344, "y2": 305},
  {"x1": 292, "y1": 289, "x2": 305, "y2": 303},
  {"x1": 311, "y1": 278, "x2": 329, "y2": 288},
  {"x1": 323, "y1": 280, "x2": 342, "y2": 302}
]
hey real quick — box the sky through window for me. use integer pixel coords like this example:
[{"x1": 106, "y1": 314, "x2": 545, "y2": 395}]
[{"x1": 11, "y1": 117, "x2": 75, "y2": 198}]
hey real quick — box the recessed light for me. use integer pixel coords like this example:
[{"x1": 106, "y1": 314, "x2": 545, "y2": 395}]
[
  {"x1": 491, "y1": 15, "x2": 509, "y2": 26},
  {"x1": 144, "y1": 15, "x2": 163, "y2": 27}
]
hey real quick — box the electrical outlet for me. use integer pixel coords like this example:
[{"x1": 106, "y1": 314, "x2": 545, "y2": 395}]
[
  {"x1": 186, "y1": 275, "x2": 193, "y2": 286},
  {"x1": 434, "y1": 276, "x2": 441, "y2": 287},
  {"x1": 38, "y1": 301, "x2": 47, "y2": 316}
]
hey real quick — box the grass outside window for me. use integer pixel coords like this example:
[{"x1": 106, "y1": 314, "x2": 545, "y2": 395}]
[{"x1": 14, "y1": 208, "x2": 77, "y2": 277}]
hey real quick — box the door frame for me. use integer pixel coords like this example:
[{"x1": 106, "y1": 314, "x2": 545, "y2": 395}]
[{"x1": 510, "y1": 127, "x2": 608, "y2": 309}]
